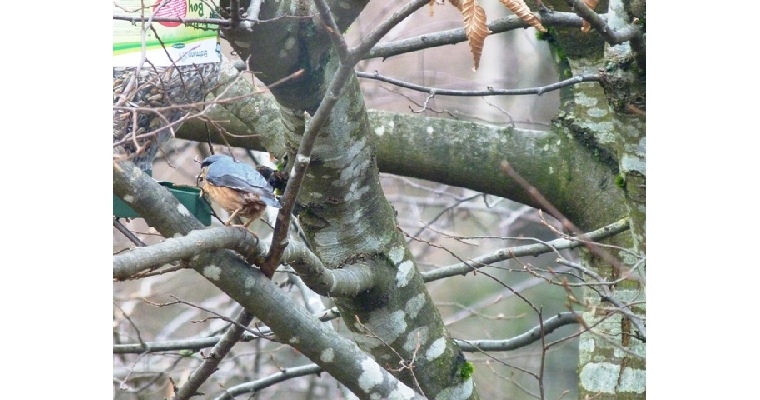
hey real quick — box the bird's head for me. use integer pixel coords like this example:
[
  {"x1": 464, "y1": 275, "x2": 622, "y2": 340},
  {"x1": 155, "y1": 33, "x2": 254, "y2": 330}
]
[{"x1": 200, "y1": 154, "x2": 232, "y2": 168}]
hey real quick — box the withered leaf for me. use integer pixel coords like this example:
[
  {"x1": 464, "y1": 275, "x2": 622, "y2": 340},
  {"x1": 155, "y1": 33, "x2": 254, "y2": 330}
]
[
  {"x1": 461, "y1": 0, "x2": 490, "y2": 70},
  {"x1": 498, "y1": 0, "x2": 547, "y2": 33}
]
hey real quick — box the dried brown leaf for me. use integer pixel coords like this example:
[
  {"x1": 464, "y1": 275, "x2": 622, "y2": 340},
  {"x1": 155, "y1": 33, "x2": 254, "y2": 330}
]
[
  {"x1": 580, "y1": 0, "x2": 599, "y2": 32},
  {"x1": 449, "y1": 0, "x2": 463, "y2": 10},
  {"x1": 461, "y1": 0, "x2": 489, "y2": 70},
  {"x1": 498, "y1": 0, "x2": 547, "y2": 33}
]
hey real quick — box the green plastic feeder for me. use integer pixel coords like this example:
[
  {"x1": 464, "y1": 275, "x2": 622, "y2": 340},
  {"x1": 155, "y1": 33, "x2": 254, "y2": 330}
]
[{"x1": 113, "y1": 181, "x2": 212, "y2": 226}]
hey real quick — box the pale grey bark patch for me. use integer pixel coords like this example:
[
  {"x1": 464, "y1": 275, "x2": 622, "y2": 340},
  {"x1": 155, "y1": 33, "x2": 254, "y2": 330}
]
[
  {"x1": 368, "y1": 309, "x2": 407, "y2": 343},
  {"x1": 388, "y1": 383, "x2": 417, "y2": 400},
  {"x1": 404, "y1": 293, "x2": 426, "y2": 319},
  {"x1": 358, "y1": 358, "x2": 384, "y2": 392},
  {"x1": 203, "y1": 265, "x2": 221, "y2": 281},
  {"x1": 389, "y1": 245, "x2": 405, "y2": 264},
  {"x1": 425, "y1": 337, "x2": 446, "y2": 360},
  {"x1": 244, "y1": 277, "x2": 256, "y2": 289},
  {"x1": 403, "y1": 327, "x2": 429, "y2": 353},
  {"x1": 622, "y1": 152, "x2": 646, "y2": 175},
  {"x1": 433, "y1": 377, "x2": 474, "y2": 400},
  {"x1": 314, "y1": 230, "x2": 340, "y2": 247},
  {"x1": 320, "y1": 348, "x2": 335, "y2": 363},
  {"x1": 176, "y1": 203, "x2": 192, "y2": 217},
  {"x1": 395, "y1": 260, "x2": 414, "y2": 287},
  {"x1": 579, "y1": 362, "x2": 645, "y2": 394}
]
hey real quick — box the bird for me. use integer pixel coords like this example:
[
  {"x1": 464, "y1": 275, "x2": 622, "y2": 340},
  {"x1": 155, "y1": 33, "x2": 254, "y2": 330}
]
[{"x1": 197, "y1": 154, "x2": 282, "y2": 228}]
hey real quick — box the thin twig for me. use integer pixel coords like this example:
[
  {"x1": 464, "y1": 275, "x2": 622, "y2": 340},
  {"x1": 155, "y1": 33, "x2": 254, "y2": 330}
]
[
  {"x1": 501, "y1": 161, "x2": 643, "y2": 284},
  {"x1": 113, "y1": 218, "x2": 146, "y2": 247},
  {"x1": 174, "y1": 311, "x2": 255, "y2": 400},
  {"x1": 214, "y1": 364, "x2": 323, "y2": 400},
  {"x1": 422, "y1": 218, "x2": 629, "y2": 282},
  {"x1": 357, "y1": 71, "x2": 601, "y2": 97}
]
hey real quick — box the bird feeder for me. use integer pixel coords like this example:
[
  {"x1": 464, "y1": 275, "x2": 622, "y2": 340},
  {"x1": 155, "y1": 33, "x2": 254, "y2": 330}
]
[{"x1": 113, "y1": 181, "x2": 212, "y2": 226}]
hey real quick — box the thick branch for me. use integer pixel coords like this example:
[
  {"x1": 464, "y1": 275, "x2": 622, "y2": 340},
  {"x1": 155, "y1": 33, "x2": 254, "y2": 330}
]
[
  {"x1": 114, "y1": 223, "x2": 378, "y2": 297},
  {"x1": 113, "y1": 161, "x2": 424, "y2": 399},
  {"x1": 370, "y1": 111, "x2": 625, "y2": 232},
  {"x1": 281, "y1": 241, "x2": 378, "y2": 297},
  {"x1": 260, "y1": 61, "x2": 356, "y2": 278},
  {"x1": 113, "y1": 227, "x2": 261, "y2": 280},
  {"x1": 180, "y1": 105, "x2": 626, "y2": 232}
]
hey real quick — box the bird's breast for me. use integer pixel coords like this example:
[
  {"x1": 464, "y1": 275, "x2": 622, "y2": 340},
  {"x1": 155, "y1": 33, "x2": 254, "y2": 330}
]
[
  {"x1": 203, "y1": 183, "x2": 267, "y2": 220},
  {"x1": 203, "y1": 184, "x2": 246, "y2": 213}
]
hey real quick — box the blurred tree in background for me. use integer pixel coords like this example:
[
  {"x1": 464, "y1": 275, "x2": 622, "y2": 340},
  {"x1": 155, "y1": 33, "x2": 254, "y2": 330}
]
[{"x1": 113, "y1": 0, "x2": 645, "y2": 399}]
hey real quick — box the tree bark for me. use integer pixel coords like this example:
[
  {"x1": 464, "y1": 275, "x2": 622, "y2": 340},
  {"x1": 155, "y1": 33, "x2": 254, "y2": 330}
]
[
  {"x1": 543, "y1": 0, "x2": 646, "y2": 398},
  {"x1": 113, "y1": 162, "x2": 425, "y2": 400}
]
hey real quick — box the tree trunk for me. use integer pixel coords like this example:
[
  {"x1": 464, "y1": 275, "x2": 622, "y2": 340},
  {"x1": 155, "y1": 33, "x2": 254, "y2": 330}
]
[
  {"x1": 543, "y1": 0, "x2": 646, "y2": 397},
  {"x1": 219, "y1": 0, "x2": 480, "y2": 397}
]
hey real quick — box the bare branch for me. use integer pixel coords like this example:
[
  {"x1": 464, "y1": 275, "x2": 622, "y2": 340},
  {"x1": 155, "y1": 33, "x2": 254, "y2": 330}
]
[
  {"x1": 281, "y1": 240, "x2": 378, "y2": 297},
  {"x1": 313, "y1": 0, "x2": 351, "y2": 62},
  {"x1": 113, "y1": 309, "x2": 341, "y2": 354},
  {"x1": 214, "y1": 364, "x2": 323, "y2": 400},
  {"x1": 112, "y1": 13, "x2": 312, "y2": 27},
  {"x1": 174, "y1": 311, "x2": 255, "y2": 400},
  {"x1": 554, "y1": 259, "x2": 646, "y2": 340},
  {"x1": 365, "y1": 12, "x2": 583, "y2": 60},
  {"x1": 567, "y1": 0, "x2": 641, "y2": 45},
  {"x1": 113, "y1": 224, "x2": 377, "y2": 296},
  {"x1": 422, "y1": 218, "x2": 629, "y2": 281},
  {"x1": 113, "y1": 218, "x2": 146, "y2": 247},
  {"x1": 502, "y1": 161, "x2": 643, "y2": 284},
  {"x1": 113, "y1": 227, "x2": 262, "y2": 281},
  {"x1": 114, "y1": 310, "x2": 579, "y2": 355},
  {"x1": 357, "y1": 70, "x2": 601, "y2": 97},
  {"x1": 350, "y1": 0, "x2": 431, "y2": 62}
]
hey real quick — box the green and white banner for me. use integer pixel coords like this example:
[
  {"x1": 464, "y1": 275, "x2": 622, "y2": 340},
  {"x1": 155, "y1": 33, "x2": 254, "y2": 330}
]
[{"x1": 113, "y1": 0, "x2": 220, "y2": 67}]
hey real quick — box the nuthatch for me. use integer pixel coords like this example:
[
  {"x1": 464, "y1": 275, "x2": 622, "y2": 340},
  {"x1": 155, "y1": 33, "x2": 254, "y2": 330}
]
[{"x1": 198, "y1": 154, "x2": 281, "y2": 228}]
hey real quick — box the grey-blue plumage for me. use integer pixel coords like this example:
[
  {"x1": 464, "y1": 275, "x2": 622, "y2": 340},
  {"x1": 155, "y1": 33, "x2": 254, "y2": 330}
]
[{"x1": 201, "y1": 155, "x2": 281, "y2": 208}]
